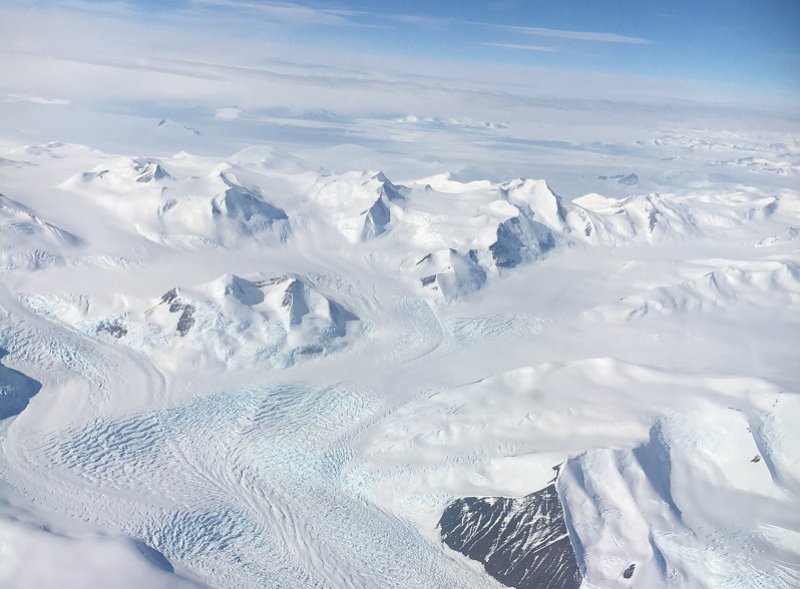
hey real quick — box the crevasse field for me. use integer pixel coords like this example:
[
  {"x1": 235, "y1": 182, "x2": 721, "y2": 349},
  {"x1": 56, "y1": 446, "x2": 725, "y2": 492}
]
[{"x1": 1, "y1": 3, "x2": 799, "y2": 589}]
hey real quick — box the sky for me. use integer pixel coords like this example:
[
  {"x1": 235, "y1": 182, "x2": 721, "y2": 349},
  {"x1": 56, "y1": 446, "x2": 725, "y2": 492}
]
[
  {"x1": 2, "y1": 0, "x2": 798, "y2": 109},
  {"x1": 0, "y1": 0, "x2": 798, "y2": 187},
  {"x1": 11, "y1": 0, "x2": 797, "y2": 93}
]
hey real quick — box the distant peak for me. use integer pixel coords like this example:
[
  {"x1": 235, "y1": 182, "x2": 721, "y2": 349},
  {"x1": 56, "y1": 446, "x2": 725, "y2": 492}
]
[{"x1": 133, "y1": 158, "x2": 172, "y2": 183}]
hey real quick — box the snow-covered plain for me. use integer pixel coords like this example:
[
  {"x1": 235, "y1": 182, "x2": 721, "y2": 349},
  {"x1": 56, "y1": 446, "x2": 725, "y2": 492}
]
[{"x1": 0, "y1": 129, "x2": 798, "y2": 589}]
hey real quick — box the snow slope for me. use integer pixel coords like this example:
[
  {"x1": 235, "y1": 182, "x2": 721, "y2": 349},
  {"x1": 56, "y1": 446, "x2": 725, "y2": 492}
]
[{"x1": 0, "y1": 192, "x2": 81, "y2": 270}]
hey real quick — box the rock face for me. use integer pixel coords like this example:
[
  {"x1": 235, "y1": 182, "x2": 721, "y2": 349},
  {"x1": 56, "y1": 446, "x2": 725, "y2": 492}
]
[
  {"x1": 438, "y1": 483, "x2": 582, "y2": 589},
  {"x1": 211, "y1": 173, "x2": 289, "y2": 236},
  {"x1": 490, "y1": 213, "x2": 555, "y2": 269},
  {"x1": 361, "y1": 172, "x2": 406, "y2": 241}
]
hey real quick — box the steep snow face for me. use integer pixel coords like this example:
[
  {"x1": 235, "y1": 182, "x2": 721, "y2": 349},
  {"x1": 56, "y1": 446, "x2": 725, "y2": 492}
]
[
  {"x1": 361, "y1": 172, "x2": 406, "y2": 240},
  {"x1": 151, "y1": 170, "x2": 289, "y2": 247},
  {"x1": 209, "y1": 172, "x2": 289, "y2": 236},
  {"x1": 0, "y1": 347, "x2": 42, "y2": 419},
  {"x1": 415, "y1": 249, "x2": 487, "y2": 301},
  {"x1": 501, "y1": 179, "x2": 570, "y2": 232},
  {"x1": 307, "y1": 170, "x2": 407, "y2": 243},
  {"x1": 133, "y1": 158, "x2": 172, "y2": 183},
  {"x1": 0, "y1": 193, "x2": 81, "y2": 270},
  {"x1": 489, "y1": 212, "x2": 556, "y2": 268},
  {"x1": 559, "y1": 407, "x2": 800, "y2": 589}
]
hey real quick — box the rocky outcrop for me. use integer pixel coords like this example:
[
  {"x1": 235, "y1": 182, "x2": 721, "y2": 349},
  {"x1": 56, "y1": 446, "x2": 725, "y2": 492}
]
[{"x1": 439, "y1": 483, "x2": 581, "y2": 589}]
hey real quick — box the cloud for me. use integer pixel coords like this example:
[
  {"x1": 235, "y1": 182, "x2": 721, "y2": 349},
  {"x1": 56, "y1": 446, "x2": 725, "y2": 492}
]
[
  {"x1": 215, "y1": 106, "x2": 243, "y2": 120},
  {"x1": 0, "y1": 6, "x2": 762, "y2": 117},
  {"x1": 383, "y1": 13, "x2": 450, "y2": 28},
  {"x1": 509, "y1": 26, "x2": 652, "y2": 45},
  {"x1": 188, "y1": 0, "x2": 364, "y2": 26},
  {"x1": 4, "y1": 93, "x2": 70, "y2": 105},
  {"x1": 378, "y1": 13, "x2": 651, "y2": 46},
  {"x1": 482, "y1": 42, "x2": 555, "y2": 53}
]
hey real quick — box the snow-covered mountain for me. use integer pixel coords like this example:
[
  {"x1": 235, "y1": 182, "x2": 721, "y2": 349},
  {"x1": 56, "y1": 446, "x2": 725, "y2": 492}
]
[
  {"x1": 0, "y1": 193, "x2": 81, "y2": 270},
  {"x1": 60, "y1": 159, "x2": 289, "y2": 248},
  {"x1": 24, "y1": 273, "x2": 359, "y2": 372},
  {"x1": 1, "y1": 141, "x2": 798, "y2": 589}
]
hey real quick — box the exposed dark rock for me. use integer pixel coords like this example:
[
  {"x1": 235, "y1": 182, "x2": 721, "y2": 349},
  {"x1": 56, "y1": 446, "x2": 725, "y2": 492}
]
[
  {"x1": 623, "y1": 563, "x2": 636, "y2": 579},
  {"x1": 281, "y1": 278, "x2": 302, "y2": 309},
  {"x1": 491, "y1": 217, "x2": 526, "y2": 268},
  {"x1": 295, "y1": 344, "x2": 324, "y2": 355},
  {"x1": 648, "y1": 209, "x2": 658, "y2": 233},
  {"x1": 439, "y1": 483, "x2": 582, "y2": 589},
  {"x1": 598, "y1": 173, "x2": 639, "y2": 186},
  {"x1": 266, "y1": 275, "x2": 290, "y2": 286},
  {"x1": 96, "y1": 319, "x2": 128, "y2": 339},
  {"x1": 282, "y1": 279, "x2": 310, "y2": 325},
  {"x1": 420, "y1": 275, "x2": 437, "y2": 287},
  {"x1": 617, "y1": 173, "x2": 639, "y2": 186},
  {"x1": 80, "y1": 169, "x2": 109, "y2": 181},
  {"x1": 552, "y1": 191, "x2": 570, "y2": 225},
  {"x1": 326, "y1": 300, "x2": 358, "y2": 337},
  {"x1": 751, "y1": 455, "x2": 762, "y2": 463},
  {"x1": 160, "y1": 199, "x2": 178, "y2": 214},
  {"x1": 176, "y1": 306, "x2": 195, "y2": 337},
  {"x1": 373, "y1": 171, "x2": 406, "y2": 203},
  {"x1": 160, "y1": 288, "x2": 179, "y2": 305},
  {"x1": 490, "y1": 214, "x2": 555, "y2": 269},
  {"x1": 159, "y1": 289, "x2": 196, "y2": 336}
]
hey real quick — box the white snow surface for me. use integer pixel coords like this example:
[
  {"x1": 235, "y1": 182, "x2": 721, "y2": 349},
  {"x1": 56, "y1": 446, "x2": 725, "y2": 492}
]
[{"x1": 0, "y1": 140, "x2": 798, "y2": 589}]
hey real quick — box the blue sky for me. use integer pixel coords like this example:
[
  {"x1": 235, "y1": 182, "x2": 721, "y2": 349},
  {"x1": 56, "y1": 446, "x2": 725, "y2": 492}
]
[{"x1": 66, "y1": 0, "x2": 799, "y2": 94}]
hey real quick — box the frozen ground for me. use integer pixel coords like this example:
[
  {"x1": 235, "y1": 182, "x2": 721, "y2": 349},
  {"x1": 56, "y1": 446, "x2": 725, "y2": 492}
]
[{"x1": 0, "y1": 135, "x2": 798, "y2": 588}]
